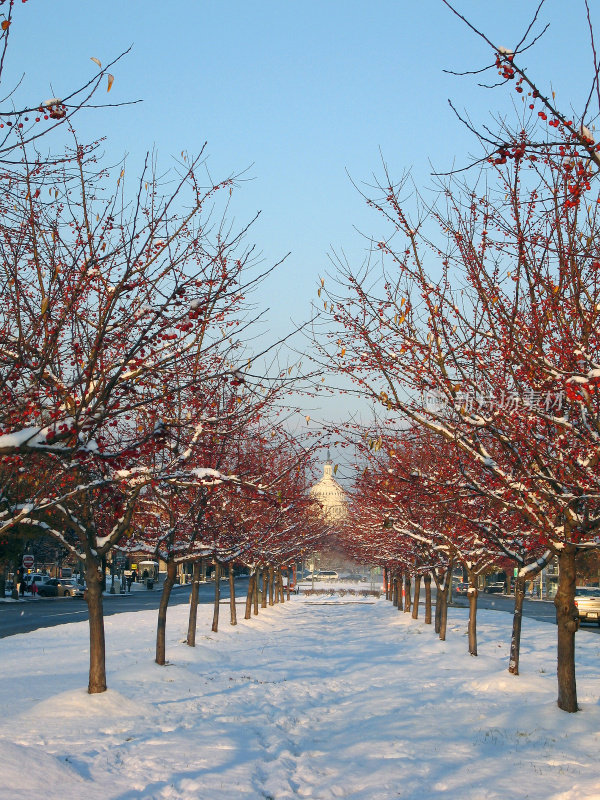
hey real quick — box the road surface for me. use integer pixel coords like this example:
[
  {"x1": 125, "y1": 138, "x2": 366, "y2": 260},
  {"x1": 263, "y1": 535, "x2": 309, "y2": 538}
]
[{"x1": 0, "y1": 578, "x2": 248, "y2": 638}]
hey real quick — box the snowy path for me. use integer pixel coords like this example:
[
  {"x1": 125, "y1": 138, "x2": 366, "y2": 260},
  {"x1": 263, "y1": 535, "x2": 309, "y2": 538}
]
[{"x1": 1, "y1": 594, "x2": 600, "y2": 799}]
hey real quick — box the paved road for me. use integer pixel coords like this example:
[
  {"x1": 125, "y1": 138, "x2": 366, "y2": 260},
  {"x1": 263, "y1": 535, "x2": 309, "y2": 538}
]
[
  {"x1": 449, "y1": 589, "x2": 600, "y2": 635},
  {"x1": 4, "y1": 580, "x2": 600, "y2": 638},
  {"x1": 0, "y1": 579, "x2": 249, "y2": 639}
]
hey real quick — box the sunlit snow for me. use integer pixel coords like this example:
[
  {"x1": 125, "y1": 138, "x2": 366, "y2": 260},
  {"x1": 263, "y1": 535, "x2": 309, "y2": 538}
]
[{"x1": 0, "y1": 590, "x2": 599, "y2": 799}]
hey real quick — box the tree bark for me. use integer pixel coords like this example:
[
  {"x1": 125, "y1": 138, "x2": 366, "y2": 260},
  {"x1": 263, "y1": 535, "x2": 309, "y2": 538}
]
[
  {"x1": 509, "y1": 576, "x2": 525, "y2": 674},
  {"x1": 261, "y1": 568, "x2": 268, "y2": 608},
  {"x1": 278, "y1": 568, "x2": 285, "y2": 603},
  {"x1": 85, "y1": 555, "x2": 107, "y2": 693},
  {"x1": 438, "y1": 570, "x2": 450, "y2": 641},
  {"x1": 229, "y1": 563, "x2": 237, "y2": 626},
  {"x1": 269, "y1": 566, "x2": 275, "y2": 605},
  {"x1": 286, "y1": 570, "x2": 291, "y2": 601},
  {"x1": 186, "y1": 560, "x2": 202, "y2": 647},
  {"x1": 253, "y1": 566, "x2": 259, "y2": 614},
  {"x1": 397, "y1": 572, "x2": 403, "y2": 612},
  {"x1": 392, "y1": 576, "x2": 398, "y2": 607},
  {"x1": 212, "y1": 561, "x2": 221, "y2": 633},
  {"x1": 555, "y1": 543, "x2": 579, "y2": 712},
  {"x1": 245, "y1": 571, "x2": 255, "y2": 620},
  {"x1": 404, "y1": 575, "x2": 411, "y2": 613},
  {"x1": 439, "y1": 584, "x2": 449, "y2": 641},
  {"x1": 412, "y1": 575, "x2": 421, "y2": 620},
  {"x1": 383, "y1": 567, "x2": 388, "y2": 599},
  {"x1": 156, "y1": 557, "x2": 176, "y2": 665},
  {"x1": 467, "y1": 584, "x2": 478, "y2": 656},
  {"x1": 424, "y1": 573, "x2": 432, "y2": 624},
  {"x1": 433, "y1": 573, "x2": 441, "y2": 633}
]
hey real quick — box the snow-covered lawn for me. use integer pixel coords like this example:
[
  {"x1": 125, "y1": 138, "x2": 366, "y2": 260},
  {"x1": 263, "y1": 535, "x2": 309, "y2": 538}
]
[{"x1": 1, "y1": 593, "x2": 599, "y2": 800}]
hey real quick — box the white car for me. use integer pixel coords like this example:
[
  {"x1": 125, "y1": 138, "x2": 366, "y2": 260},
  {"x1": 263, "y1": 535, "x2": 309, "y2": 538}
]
[
  {"x1": 574, "y1": 587, "x2": 600, "y2": 625},
  {"x1": 314, "y1": 570, "x2": 339, "y2": 581}
]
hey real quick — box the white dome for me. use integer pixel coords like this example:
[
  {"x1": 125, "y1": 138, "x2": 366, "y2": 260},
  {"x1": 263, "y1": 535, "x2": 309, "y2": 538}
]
[{"x1": 310, "y1": 461, "x2": 348, "y2": 522}]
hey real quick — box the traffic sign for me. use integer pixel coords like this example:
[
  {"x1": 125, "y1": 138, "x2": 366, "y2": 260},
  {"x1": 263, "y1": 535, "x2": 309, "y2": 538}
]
[{"x1": 22, "y1": 554, "x2": 34, "y2": 568}]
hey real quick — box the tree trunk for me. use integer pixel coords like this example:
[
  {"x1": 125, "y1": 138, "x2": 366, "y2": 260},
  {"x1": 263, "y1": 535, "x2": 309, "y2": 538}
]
[
  {"x1": 438, "y1": 572, "x2": 450, "y2": 641},
  {"x1": 424, "y1": 573, "x2": 432, "y2": 624},
  {"x1": 555, "y1": 543, "x2": 579, "y2": 712},
  {"x1": 186, "y1": 560, "x2": 202, "y2": 647},
  {"x1": 273, "y1": 568, "x2": 279, "y2": 604},
  {"x1": 383, "y1": 567, "x2": 388, "y2": 599},
  {"x1": 229, "y1": 563, "x2": 237, "y2": 626},
  {"x1": 397, "y1": 572, "x2": 403, "y2": 612},
  {"x1": 245, "y1": 571, "x2": 255, "y2": 620},
  {"x1": 212, "y1": 561, "x2": 221, "y2": 633},
  {"x1": 433, "y1": 573, "x2": 441, "y2": 633},
  {"x1": 85, "y1": 555, "x2": 107, "y2": 693},
  {"x1": 467, "y1": 584, "x2": 478, "y2": 656},
  {"x1": 404, "y1": 575, "x2": 411, "y2": 613},
  {"x1": 269, "y1": 566, "x2": 275, "y2": 605},
  {"x1": 392, "y1": 576, "x2": 398, "y2": 607},
  {"x1": 253, "y1": 567, "x2": 259, "y2": 614},
  {"x1": 275, "y1": 567, "x2": 283, "y2": 603},
  {"x1": 509, "y1": 576, "x2": 526, "y2": 674},
  {"x1": 286, "y1": 570, "x2": 291, "y2": 601},
  {"x1": 261, "y1": 568, "x2": 268, "y2": 608},
  {"x1": 412, "y1": 575, "x2": 421, "y2": 620},
  {"x1": 156, "y1": 557, "x2": 176, "y2": 665}
]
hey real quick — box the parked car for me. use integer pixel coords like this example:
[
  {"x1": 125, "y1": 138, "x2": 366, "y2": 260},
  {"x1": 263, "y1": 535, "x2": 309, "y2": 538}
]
[
  {"x1": 23, "y1": 573, "x2": 51, "y2": 594},
  {"x1": 67, "y1": 578, "x2": 86, "y2": 597},
  {"x1": 574, "y1": 587, "x2": 600, "y2": 625},
  {"x1": 314, "y1": 570, "x2": 339, "y2": 581},
  {"x1": 455, "y1": 582, "x2": 470, "y2": 595},
  {"x1": 341, "y1": 572, "x2": 368, "y2": 582},
  {"x1": 484, "y1": 581, "x2": 506, "y2": 594},
  {"x1": 37, "y1": 577, "x2": 83, "y2": 598}
]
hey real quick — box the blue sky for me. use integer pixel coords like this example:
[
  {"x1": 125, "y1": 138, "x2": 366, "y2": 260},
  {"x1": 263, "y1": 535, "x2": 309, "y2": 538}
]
[{"x1": 5, "y1": 0, "x2": 597, "y2": 444}]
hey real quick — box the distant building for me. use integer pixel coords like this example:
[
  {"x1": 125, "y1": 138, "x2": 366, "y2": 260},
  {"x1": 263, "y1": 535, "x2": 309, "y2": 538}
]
[{"x1": 309, "y1": 453, "x2": 348, "y2": 523}]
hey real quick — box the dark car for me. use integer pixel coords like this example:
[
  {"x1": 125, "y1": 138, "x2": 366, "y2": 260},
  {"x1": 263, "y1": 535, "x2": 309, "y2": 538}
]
[
  {"x1": 37, "y1": 578, "x2": 83, "y2": 598},
  {"x1": 455, "y1": 582, "x2": 470, "y2": 595},
  {"x1": 343, "y1": 572, "x2": 368, "y2": 582},
  {"x1": 484, "y1": 581, "x2": 506, "y2": 594}
]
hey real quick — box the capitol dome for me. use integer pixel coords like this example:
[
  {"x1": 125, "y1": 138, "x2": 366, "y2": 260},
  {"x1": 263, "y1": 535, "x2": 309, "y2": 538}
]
[{"x1": 309, "y1": 453, "x2": 348, "y2": 523}]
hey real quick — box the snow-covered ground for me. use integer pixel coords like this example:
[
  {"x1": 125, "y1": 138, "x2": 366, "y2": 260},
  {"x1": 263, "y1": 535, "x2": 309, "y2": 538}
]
[{"x1": 1, "y1": 591, "x2": 599, "y2": 800}]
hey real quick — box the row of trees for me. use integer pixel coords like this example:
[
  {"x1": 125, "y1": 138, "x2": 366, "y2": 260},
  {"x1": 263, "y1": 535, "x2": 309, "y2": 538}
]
[
  {"x1": 339, "y1": 428, "x2": 552, "y2": 670},
  {"x1": 319, "y1": 1, "x2": 600, "y2": 712},
  {"x1": 0, "y1": 3, "x2": 329, "y2": 692}
]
